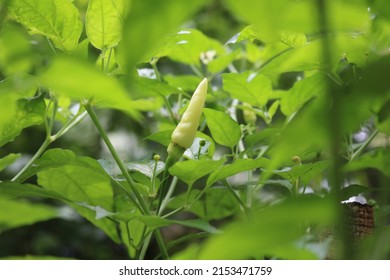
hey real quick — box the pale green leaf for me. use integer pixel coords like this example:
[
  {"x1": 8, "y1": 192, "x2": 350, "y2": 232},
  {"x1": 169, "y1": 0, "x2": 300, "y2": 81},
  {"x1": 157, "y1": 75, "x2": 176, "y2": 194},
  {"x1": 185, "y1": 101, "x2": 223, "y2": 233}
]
[
  {"x1": 39, "y1": 56, "x2": 149, "y2": 118},
  {"x1": 121, "y1": 0, "x2": 207, "y2": 69},
  {"x1": 203, "y1": 108, "x2": 241, "y2": 149},
  {"x1": 86, "y1": 0, "x2": 128, "y2": 49},
  {"x1": 8, "y1": 0, "x2": 83, "y2": 51}
]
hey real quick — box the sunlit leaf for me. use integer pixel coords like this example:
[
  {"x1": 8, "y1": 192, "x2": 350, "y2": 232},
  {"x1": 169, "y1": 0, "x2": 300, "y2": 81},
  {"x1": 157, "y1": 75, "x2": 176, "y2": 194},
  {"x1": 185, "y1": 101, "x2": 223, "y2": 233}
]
[
  {"x1": 86, "y1": 0, "x2": 129, "y2": 50},
  {"x1": 8, "y1": 0, "x2": 82, "y2": 51}
]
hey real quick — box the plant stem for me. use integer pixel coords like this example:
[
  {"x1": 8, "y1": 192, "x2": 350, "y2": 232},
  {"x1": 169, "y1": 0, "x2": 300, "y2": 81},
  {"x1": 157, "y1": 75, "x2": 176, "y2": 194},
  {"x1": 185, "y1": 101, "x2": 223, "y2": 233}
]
[
  {"x1": 11, "y1": 137, "x2": 52, "y2": 182},
  {"x1": 223, "y1": 180, "x2": 249, "y2": 215},
  {"x1": 83, "y1": 101, "x2": 169, "y2": 259},
  {"x1": 159, "y1": 176, "x2": 179, "y2": 215},
  {"x1": 349, "y1": 129, "x2": 379, "y2": 162}
]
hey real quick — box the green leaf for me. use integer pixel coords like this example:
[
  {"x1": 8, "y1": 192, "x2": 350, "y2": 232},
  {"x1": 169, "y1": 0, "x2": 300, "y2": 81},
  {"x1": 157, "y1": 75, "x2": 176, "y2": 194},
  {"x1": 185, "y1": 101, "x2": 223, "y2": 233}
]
[
  {"x1": 0, "y1": 153, "x2": 20, "y2": 172},
  {"x1": 274, "y1": 161, "x2": 329, "y2": 185},
  {"x1": 0, "y1": 90, "x2": 45, "y2": 148},
  {"x1": 138, "y1": 216, "x2": 219, "y2": 233},
  {"x1": 8, "y1": 0, "x2": 82, "y2": 52},
  {"x1": 152, "y1": 29, "x2": 225, "y2": 68},
  {"x1": 125, "y1": 160, "x2": 165, "y2": 179},
  {"x1": 164, "y1": 75, "x2": 203, "y2": 92},
  {"x1": 345, "y1": 148, "x2": 390, "y2": 177},
  {"x1": 222, "y1": 71, "x2": 273, "y2": 108},
  {"x1": 280, "y1": 73, "x2": 326, "y2": 116},
  {"x1": 198, "y1": 196, "x2": 336, "y2": 259},
  {"x1": 122, "y1": 0, "x2": 207, "y2": 69},
  {"x1": 338, "y1": 184, "x2": 371, "y2": 201},
  {"x1": 33, "y1": 149, "x2": 120, "y2": 243},
  {"x1": 86, "y1": 0, "x2": 128, "y2": 50},
  {"x1": 39, "y1": 56, "x2": 151, "y2": 118},
  {"x1": 0, "y1": 182, "x2": 66, "y2": 201},
  {"x1": 0, "y1": 197, "x2": 58, "y2": 232},
  {"x1": 203, "y1": 108, "x2": 241, "y2": 149},
  {"x1": 169, "y1": 158, "x2": 225, "y2": 186},
  {"x1": 207, "y1": 158, "x2": 270, "y2": 187}
]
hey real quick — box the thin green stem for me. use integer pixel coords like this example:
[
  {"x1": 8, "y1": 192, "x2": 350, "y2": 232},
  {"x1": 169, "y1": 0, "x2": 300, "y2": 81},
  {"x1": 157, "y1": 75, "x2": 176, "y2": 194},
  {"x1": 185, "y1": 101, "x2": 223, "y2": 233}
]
[
  {"x1": 105, "y1": 47, "x2": 114, "y2": 74},
  {"x1": 223, "y1": 180, "x2": 249, "y2": 215},
  {"x1": 138, "y1": 232, "x2": 152, "y2": 260},
  {"x1": 163, "y1": 96, "x2": 178, "y2": 125},
  {"x1": 83, "y1": 101, "x2": 169, "y2": 259},
  {"x1": 349, "y1": 129, "x2": 379, "y2": 162},
  {"x1": 83, "y1": 101, "x2": 149, "y2": 213},
  {"x1": 46, "y1": 38, "x2": 57, "y2": 55},
  {"x1": 11, "y1": 137, "x2": 52, "y2": 182},
  {"x1": 159, "y1": 176, "x2": 179, "y2": 215}
]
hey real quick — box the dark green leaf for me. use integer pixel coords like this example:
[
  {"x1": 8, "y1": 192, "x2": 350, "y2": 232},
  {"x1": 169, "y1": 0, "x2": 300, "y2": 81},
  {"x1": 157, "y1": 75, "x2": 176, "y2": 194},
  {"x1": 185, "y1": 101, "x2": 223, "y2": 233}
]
[
  {"x1": 338, "y1": 184, "x2": 371, "y2": 201},
  {"x1": 345, "y1": 148, "x2": 390, "y2": 177}
]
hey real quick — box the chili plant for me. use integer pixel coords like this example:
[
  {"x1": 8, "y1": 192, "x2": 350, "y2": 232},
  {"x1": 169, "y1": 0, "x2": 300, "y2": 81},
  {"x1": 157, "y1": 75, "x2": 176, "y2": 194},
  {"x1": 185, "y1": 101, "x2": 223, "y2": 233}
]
[{"x1": 0, "y1": 0, "x2": 389, "y2": 260}]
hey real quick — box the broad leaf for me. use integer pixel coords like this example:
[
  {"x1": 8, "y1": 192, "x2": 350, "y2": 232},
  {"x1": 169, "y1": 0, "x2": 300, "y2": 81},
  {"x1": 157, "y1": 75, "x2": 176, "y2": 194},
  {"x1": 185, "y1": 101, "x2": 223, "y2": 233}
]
[
  {"x1": 33, "y1": 149, "x2": 120, "y2": 242},
  {"x1": 122, "y1": 0, "x2": 207, "y2": 69},
  {"x1": 345, "y1": 148, "x2": 390, "y2": 177},
  {"x1": 86, "y1": 0, "x2": 128, "y2": 50},
  {"x1": 207, "y1": 158, "x2": 270, "y2": 187},
  {"x1": 125, "y1": 160, "x2": 165, "y2": 179},
  {"x1": 222, "y1": 71, "x2": 273, "y2": 108},
  {"x1": 169, "y1": 158, "x2": 225, "y2": 186},
  {"x1": 40, "y1": 56, "x2": 156, "y2": 118},
  {"x1": 138, "y1": 216, "x2": 219, "y2": 233},
  {"x1": 8, "y1": 0, "x2": 82, "y2": 52},
  {"x1": 198, "y1": 196, "x2": 336, "y2": 259},
  {"x1": 0, "y1": 197, "x2": 58, "y2": 232},
  {"x1": 203, "y1": 108, "x2": 241, "y2": 149}
]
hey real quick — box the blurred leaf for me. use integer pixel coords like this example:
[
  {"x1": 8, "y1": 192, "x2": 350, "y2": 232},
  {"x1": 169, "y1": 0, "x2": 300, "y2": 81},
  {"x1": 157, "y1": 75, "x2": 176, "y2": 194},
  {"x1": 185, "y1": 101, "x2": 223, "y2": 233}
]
[
  {"x1": 138, "y1": 216, "x2": 219, "y2": 233},
  {"x1": 85, "y1": 0, "x2": 129, "y2": 50},
  {"x1": 222, "y1": 71, "x2": 273, "y2": 108},
  {"x1": 244, "y1": 128, "x2": 280, "y2": 148},
  {"x1": 128, "y1": 76, "x2": 179, "y2": 98},
  {"x1": 122, "y1": 0, "x2": 207, "y2": 69},
  {"x1": 164, "y1": 75, "x2": 202, "y2": 92},
  {"x1": 280, "y1": 73, "x2": 326, "y2": 116},
  {"x1": 274, "y1": 161, "x2": 329, "y2": 185},
  {"x1": 0, "y1": 197, "x2": 58, "y2": 232},
  {"x1": 224, "y1": 0, "x2": 369, "y2": 41},
  {"x1": 8, "y1": 0, "x2": 82, "y2": 52},
  {"x1": 0, "y1": 153, "x2": 20, "y2": 172},
  {"x1": 345, "y1": 148, "x2": 390, "y2": 177},
  {"x1": 0, "y1": 93, "x2": 45, "y2": 148},
  {"x1": 376, "y1": 100, "x2": 390, "y2": 134},
  {"x1": 169, "y1": 158, "x2": 225, "y2": 186},
  {"x1": 198, "y1": 196, "x2": 336, "y2": 259},
  {"x1": 39, "y1": 56, "x2": 152, "y2": 118},
  {"x1": 153, "y1": 29, "x2": 225, "y2": 68},
  {"x1": 338, "y1": 184, "x2": 371, "y2": 201},
  {"x1": 207, "y1": 158, "x2": 270, "y2": 187},
  {"x1": 203, "y1": 108, "x2": 241, "y2": 149},
  {"x1": 0, "y1": 24, "x2": 33, "y2": 75},
  {"x1": 34, "y1": 149, "x2": 120, "y2": 242}
]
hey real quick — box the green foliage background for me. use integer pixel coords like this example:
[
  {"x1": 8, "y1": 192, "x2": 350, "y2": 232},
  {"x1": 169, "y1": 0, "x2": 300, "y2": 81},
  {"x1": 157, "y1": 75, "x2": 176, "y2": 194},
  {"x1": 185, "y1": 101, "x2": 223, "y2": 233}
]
[{"x1": 0, "y1": 0, "x2": 389, "y2": 259}]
